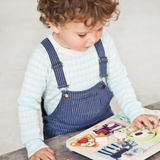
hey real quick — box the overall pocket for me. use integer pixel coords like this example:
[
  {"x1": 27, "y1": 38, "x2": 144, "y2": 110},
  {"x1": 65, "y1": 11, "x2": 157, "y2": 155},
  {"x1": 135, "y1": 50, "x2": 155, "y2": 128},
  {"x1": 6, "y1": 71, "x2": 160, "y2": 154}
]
[{"x1": 71, "y1": 92, "x2": 104, "y2": 125}]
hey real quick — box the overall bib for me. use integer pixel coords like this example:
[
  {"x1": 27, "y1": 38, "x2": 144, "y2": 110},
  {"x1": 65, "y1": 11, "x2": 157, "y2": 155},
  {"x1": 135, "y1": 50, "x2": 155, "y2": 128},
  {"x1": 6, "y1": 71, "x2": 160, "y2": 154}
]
[{"x1": 41, "y1": 38, "x2": 114, "y2": 140}]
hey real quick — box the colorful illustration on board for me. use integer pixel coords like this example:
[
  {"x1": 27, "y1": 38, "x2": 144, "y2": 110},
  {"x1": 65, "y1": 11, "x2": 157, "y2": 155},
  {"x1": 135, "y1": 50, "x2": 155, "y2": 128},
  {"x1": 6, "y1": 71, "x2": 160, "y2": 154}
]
[
  {"x1": 114, "y1": 127, "x2": 127, "y2": 140},
  {"x1": 113, "y1": 112, "x2": 131, "y2": 123},
  {"x1": 70, "y1": 134, "x2": 99, "y2": 148},
  {"x1": 66, "y1": 109, "x2": 160, "y2": 160},
  {"x1": 95, "y1": 132, "x2": 108, "y2": 142},
  {"x1": 93, "y1": 121, "x2": 126, "y2": 136},
  {"x1": 127, "y1": 127, "x2": 158, "y2": 142},
  {"x1": 94, "y1": 138, "x2": 141, "y2": 160},
  {"x1": 121, "y1": 146, "x2": 144, "y2": 160}
]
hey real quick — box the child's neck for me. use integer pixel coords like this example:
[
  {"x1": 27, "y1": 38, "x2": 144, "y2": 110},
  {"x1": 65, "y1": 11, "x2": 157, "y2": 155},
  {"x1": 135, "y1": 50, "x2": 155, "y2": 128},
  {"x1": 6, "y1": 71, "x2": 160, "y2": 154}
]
[{"x1": 52, "y1": 32, "x2": 70, "y2": 49}]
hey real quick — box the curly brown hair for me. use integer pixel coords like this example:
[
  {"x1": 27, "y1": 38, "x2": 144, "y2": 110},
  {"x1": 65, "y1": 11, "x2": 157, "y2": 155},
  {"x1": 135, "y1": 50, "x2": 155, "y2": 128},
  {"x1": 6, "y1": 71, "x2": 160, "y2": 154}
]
[{"x1": 37, "y1": 0, "x2": 120, "y2": 28}]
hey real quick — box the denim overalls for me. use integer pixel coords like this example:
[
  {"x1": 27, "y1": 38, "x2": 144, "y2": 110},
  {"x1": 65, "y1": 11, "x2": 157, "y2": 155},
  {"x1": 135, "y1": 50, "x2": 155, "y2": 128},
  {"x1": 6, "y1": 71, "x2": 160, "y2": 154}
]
[{"x1": 41, "y1": 38, "x2": 114, "y2": 140}]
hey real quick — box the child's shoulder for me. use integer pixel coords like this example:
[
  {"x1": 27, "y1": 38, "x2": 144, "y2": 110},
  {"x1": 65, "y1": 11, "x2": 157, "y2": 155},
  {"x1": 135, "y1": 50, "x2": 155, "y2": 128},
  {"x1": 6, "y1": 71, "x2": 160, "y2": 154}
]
[
  {"x1": 31, "y1": 41, "x2": 49, "y2": 59},
  {"x1": 34, "y1": 43, "x2": 48, "y2": 55},
  {"x1": 101, "y1": 29, "x2": 115, "y2": 50},
  {"x1": 101, "y1": 29, "x2": 113, "y2": 43},
  {"x1": 28, "y1": 42, "x2": 50, "y2": 69}
]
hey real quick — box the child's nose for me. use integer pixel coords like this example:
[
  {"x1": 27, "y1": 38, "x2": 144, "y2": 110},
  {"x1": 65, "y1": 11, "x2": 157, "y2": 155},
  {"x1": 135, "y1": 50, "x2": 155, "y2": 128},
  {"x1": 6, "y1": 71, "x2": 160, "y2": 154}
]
[{"x1": 89, "y1": 33, "x2": 98, "y2": 43}]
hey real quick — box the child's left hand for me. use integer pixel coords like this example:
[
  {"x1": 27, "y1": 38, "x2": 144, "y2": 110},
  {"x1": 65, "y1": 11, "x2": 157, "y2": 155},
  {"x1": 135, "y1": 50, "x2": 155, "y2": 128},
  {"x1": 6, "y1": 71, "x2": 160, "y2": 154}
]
[{"x1": 132, "y1": 114, "x2": 159, "y2": 131}]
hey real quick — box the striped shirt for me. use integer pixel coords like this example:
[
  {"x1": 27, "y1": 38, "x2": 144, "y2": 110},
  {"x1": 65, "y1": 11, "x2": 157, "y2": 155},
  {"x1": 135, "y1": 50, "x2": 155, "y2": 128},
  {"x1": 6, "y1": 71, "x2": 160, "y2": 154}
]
[{"x1": 18, "y1": 29, "x2": 146, "y2": 158}]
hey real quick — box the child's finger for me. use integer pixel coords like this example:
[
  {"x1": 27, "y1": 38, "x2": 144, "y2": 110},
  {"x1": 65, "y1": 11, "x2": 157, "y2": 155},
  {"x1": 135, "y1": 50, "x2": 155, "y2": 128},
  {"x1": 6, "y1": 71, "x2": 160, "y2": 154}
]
[
  {"x1": 43, "y1": 153, "x2": 56, "y2": 160},
  {"x1": 29, "y1": 156, "x2": 38, "y2": 160},
  {"x1": 132, "y1": 118, "x2": 145, "y2": 130},
  {"x1": 38, "y1": 154, "x2": 51, "y2": 160},
  {"x1": 148, "y1": 115, "x2": 159, "y2": 128},
  {"x1": 47, "y1": 148, "x2": 56, "y2": 160},
  {"x1": 43, "y1": 149, "x2": 56, "y2": 160},
  {"x1": 141, "y1": 118, "x2": 153, "y2": 131},
  {"x1": 47, "y1": 148, "x2": 55, "y2": 155}
]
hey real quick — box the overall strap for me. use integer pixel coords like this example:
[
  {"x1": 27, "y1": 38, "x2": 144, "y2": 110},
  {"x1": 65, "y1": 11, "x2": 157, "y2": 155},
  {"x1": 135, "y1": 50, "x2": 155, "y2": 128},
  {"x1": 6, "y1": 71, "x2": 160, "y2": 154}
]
[
  {"x1": 41, "y1": 38, "x2": 68, "y2": 89},
  {"x1": 94, "y1": 40, "x2": 108, "y2": 78}
]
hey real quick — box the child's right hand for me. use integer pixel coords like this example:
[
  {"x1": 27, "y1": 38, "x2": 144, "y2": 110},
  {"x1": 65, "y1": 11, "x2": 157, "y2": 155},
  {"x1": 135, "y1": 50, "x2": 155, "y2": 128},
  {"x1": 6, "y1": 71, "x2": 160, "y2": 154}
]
[{"x1": 29, "y1": 147, "x2": 56, "y2": 160}]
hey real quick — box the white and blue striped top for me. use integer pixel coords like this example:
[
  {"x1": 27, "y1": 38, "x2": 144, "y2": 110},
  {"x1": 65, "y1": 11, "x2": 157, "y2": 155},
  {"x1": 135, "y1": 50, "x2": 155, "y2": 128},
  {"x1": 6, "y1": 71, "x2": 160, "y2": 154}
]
[{"x1": 18, "y1": 29, "x2": 147, "y2": 158}]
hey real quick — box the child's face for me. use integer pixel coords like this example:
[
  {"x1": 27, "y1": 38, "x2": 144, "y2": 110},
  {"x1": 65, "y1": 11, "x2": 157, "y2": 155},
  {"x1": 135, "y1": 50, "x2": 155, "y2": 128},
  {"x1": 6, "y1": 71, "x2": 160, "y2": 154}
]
[{"x1": 50, "y1": 20, "x2": 104, "y2": 52}]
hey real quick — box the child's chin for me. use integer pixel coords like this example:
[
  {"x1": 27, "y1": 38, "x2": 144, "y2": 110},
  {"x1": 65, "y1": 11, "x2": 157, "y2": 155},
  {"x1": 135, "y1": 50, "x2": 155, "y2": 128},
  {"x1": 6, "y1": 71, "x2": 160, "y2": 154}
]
[{"x1": 80, "y1": 47, "x2": 90, "y2": 52}]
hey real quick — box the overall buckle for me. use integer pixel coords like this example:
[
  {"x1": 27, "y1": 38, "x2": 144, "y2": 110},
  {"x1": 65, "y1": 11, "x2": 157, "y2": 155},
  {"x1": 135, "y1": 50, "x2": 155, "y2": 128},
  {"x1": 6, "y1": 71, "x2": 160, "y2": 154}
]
[
  {"x1": 99, "y1": 57, "x2": 108, "y2": 63},
  {"x1": 52, "y1": 61, "x2": 63, "y2": 71}
]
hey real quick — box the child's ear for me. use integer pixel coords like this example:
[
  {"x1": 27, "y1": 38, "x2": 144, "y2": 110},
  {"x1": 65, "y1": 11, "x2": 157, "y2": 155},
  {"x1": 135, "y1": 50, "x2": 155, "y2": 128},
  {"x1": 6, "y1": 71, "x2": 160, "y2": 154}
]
[{"x1": 49, "y1": 22, "x2": 60, "y2": 33}]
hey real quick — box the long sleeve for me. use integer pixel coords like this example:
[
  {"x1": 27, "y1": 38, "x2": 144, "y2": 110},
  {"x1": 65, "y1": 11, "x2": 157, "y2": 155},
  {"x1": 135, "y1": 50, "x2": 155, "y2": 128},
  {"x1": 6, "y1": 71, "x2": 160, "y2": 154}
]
[
  {"x1": 104, "y1": 32, "x2": 147, "y2": 123},
  {"x1": 18, "y1": 45, "x2": 49, "y2": 158}
]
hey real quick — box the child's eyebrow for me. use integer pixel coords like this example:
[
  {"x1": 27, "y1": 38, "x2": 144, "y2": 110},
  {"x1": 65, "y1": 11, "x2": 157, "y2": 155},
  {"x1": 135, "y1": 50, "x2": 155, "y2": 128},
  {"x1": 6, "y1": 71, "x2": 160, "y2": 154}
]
[
  {"x1": 76, "y1": 31, "x2": 88, "y2": 34},
  {"x1": 75, "y1": 26, "x2": 103, "y2": 34}
]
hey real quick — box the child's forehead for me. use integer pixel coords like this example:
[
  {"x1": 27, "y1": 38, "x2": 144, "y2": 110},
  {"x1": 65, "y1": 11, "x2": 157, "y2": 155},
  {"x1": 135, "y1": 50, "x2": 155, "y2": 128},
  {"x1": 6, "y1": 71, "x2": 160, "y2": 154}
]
[{"x1": 64, "y1": 20, "x2": 104, "y2": 32}]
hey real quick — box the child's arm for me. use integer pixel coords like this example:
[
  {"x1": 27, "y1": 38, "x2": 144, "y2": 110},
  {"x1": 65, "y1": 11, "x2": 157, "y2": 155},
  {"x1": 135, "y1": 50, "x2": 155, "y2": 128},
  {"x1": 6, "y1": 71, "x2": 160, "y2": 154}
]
[
  {"x1": 103, "y1": 31, "x2": 158, "y2": 126},
  {"x1": 18, "y1": 45, "x2": 52, "y2": 158}
]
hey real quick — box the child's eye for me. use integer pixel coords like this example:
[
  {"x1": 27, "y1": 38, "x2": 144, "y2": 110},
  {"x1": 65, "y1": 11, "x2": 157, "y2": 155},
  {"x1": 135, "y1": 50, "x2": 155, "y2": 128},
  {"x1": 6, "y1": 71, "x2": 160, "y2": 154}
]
[{"x1": 78, "y1": 34, "x2": 86, "y2": 38}]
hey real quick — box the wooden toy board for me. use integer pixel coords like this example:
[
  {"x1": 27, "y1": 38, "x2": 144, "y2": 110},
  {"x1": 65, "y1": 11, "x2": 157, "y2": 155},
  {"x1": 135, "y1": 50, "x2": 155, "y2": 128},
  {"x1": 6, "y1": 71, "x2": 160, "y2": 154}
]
[{"x1": 66, "y1": 108, "x2": 160, "y2": 160}]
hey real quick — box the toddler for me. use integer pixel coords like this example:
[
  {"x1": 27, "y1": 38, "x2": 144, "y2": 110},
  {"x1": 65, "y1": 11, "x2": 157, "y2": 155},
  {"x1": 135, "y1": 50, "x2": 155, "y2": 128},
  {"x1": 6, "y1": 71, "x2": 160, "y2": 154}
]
[{"x1": 18, "y1": 0, "x2": 159, "y2": 160}]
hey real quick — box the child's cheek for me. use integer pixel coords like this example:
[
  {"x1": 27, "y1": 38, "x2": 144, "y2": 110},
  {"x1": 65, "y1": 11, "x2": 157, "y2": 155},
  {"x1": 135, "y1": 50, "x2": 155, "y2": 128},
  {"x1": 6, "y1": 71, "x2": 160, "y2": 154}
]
[
  {"x1": 71, "y1": 40, "x2": 85, "y2": 49},
  {"x1": 74, "y1": 42, "x2": 85, "y2": 48},
  {"x1": 98, "y1": 31, "x2": 103, "y2": 40}
]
